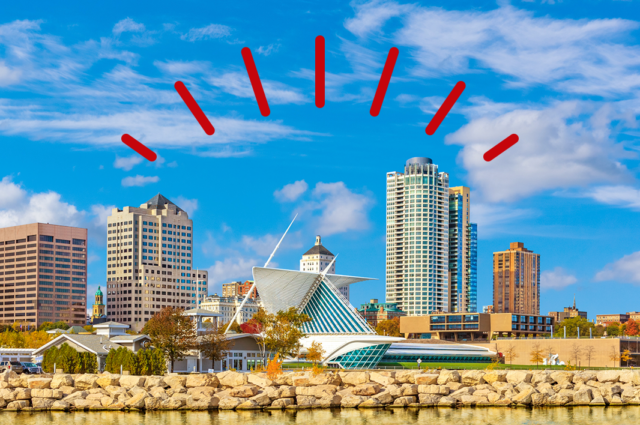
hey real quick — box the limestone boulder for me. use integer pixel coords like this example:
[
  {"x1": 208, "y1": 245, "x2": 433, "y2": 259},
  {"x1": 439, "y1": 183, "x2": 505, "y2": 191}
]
[
  {"x1": 483, "y1": 371, "x2": 508, "y2": 384},
  {"x1": 597, "y1": 370, "x2": 620, "y2": 383},
  {"x1": 6, "y1": 400, "x2": 29, "y2": 409},
  {"x1": 574, "y1": 388, "x2": 593, "y2": 405},
  {"x1": 359, "y1": 397, "x2": 381, "y2": 407},
  {"x1": 414, "y1": 374, "x2": 439, "y2": 385},
  {"x1": 14, "y1": 388, "x2": 31, "y2": 400},
  {"x1": 396, "y1": 370, "x2": 419, "y2": 384},
  {"x1": 30, "y1": 388, "x2": 62, "y2": 399},
  {"x1": 309, "y1": 373, "x2": 341, "y2": 386},
  {"x1": 50, "y1": 374, "x2": 74, "y2": 389},
  {"x1": 373, "y1": 391, "x2": 394, "y2": 404},
  {"x1": 419, "y1": 394, "x2": 442, "y2": 405},
  {"x1": 186, "y1": 374, "x2": 217, "y2": 388},
  {"x1": 291, "y1": 375, "x2": 310, "y2": 387},
  {"x1": 487, "y1": 392, "x2": 501, "y2": 404},
  {"x1": 144, "y1": 397, "x2": 163, "y2": 410},
  {"x1": 400, "y1": 383, "x2": 418, "y2": 396},
  {"x1": 550, "y1": 371, "x2": 574, "y2": 385},
  {"x1": 461, "y1": 395, "x2": 488, "y2": 406},
  {"x1": 531, "y1": 393, "x2": 547, "y2": 406},
  {"x1": 621, "y1": 387, "x2": 640, "y2": 403},
  {"x1": 461, "y1": 370, "x2": 485, "y2": 386},
  {"x1": 548, "y1": 394, "x2": 570, "y2": 405},
  {"x1": 0, "y1": 371, "x2": 18, "y2": 384},
  {"x1": 341, "y1": 395, "x2": 368, "y2": 407},
  {"x1": 370, "y1": 371, "x2": 397, "y2": 386},
  {"x1": 393, "y1": 395, "x2": 417, "y2": 406},
  {"x1": 437, "y1": 370, "x2": 460, "y2": 385},
  {"x1": 218, "y1": 396, "x2": 242, "y2": 410},
  {"x1": 437, "y1": 396, "x2": 456, "y2": 407},
  {"x1": 105, "y1": 385, "x2": 127, "y2": 397},
  {"x1": 296, "y1": 395, "x2": 317, "y2": 408},
  {"x1": 218, "y1": 371, "x2": 247, "y2": 387},
  {"x1": 573, "y1": 371, "x2": 597, "y2": 384},
  {"x1": 491, "y1": 381, "x2": 514, "y2": 395},
  {"x1": 27, "y1": 378, "x2": 52, "y2": 389},
  {"x1": 144, "y1": 376, "x2": 166, "y2": 389},
  {"x1": 126, "y1": 392, "x2": 149, "y2": 408},
  {"x1": 506, "y1": 371, "x2": 532, "y2": 385},
  {"x1": 58, "y1": 386, "x2": 77, "y2": 396},
  {"x1": 32, "y1": 397, "x2": 56, "y2": 409},
  {"x1": 249, "y1": 392, "x2": 271, "y2": 406},
  {"x1": 247, "y1": 374, "x2": 272, "y2": 388},
  {"x1": 75, "y1": 374, "x2": 99, "y2": 390},
  {"x1": 187, "y1": 386, "x2": 216, "y2": 400},
  {"x1": 229, "y1": 385, "x2": 259, "y2": 398},
  {"x1": 164, "y1": 375, "x2": 186, "y2": 389},
  {"x1": 352, "y1": 383, "x2": 381, "y2": 396},
  {"x1": 62, "y1": 391, "x2": 88, "y2": 402},
  {"x1": 339, "y1": 372, "x2": 370, "y2": 386},
  {"x1": 531, "y1": 371, "x2": 553, "y2": 385},
  {"x1": 96, "y1": 374, "x2": 121, "y2": 389},
  {"x1": 51, "y1": 400, "x2": 70, "y2": 410},
  {"x1": 149, "y1": 387, "x2": 169, "y2": 399},
  {"x1": 271, "y1": 374, "x2": 293, "y2": 386},
  {"x1": 72, "y1": 399, "x2": 102, "y2": 409},
  {"x1": 161, "y1": 398, "x2": 183, "y2": 409},
  {"x1": 271, "y1": 398, "x2": 294, "y2": 408},
  {"x1": 129, "y1": 386, "x2": 149, "y2": 397},
  {"x1": 317, "y1": 394, "x2": 341, "y2": 408},
  {"x1": 100, "y1": 397, "x2": 115, "y2": 407},
  {"x1": 419, "y1": 385, "x2": 449, "y2": 395},
  {"x1": 619, "y1": 370, "x2": 637, "y2": 384}
]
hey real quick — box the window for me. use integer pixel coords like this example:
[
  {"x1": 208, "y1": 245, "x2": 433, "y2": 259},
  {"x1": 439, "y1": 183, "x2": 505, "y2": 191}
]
[
  {"x1": 40, "y1": 235, "x2": 54, "y2": 242},
  {"x1": 27, "y1": 235, "x2": 37, "y2": 242},
  {"x1": 56, "y1": 239, "x2": 70, "y2": 244},
  {"x1": 72, "y1": 239, "x2": 85, "y2": 246},
  {"x1": 431, "y1": 315, "x2": 445, "y2": 323}
]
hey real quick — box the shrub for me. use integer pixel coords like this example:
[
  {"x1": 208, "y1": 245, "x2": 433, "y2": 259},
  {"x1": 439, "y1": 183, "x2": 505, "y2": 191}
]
[
  {"x1": 266, "y1": 353, "x2": 283, "y2": 380},
  {"x1": 41, "y1": 343, "x2": 96, "y2": 373},
  {"x1": 104, "y1": 346, "x2": 166, "y2": 375}
]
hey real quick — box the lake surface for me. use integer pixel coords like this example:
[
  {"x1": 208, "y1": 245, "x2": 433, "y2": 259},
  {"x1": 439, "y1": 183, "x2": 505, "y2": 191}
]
[{"x1": 1, "y1": 408, "x2": 640, "y2": 425}]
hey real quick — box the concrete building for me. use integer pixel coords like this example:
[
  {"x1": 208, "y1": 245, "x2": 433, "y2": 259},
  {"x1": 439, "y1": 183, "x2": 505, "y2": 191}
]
[
  {"x1": 0, "y1": 223, "x2": 87, "y2": 327},
  {"x1": 548, "y1": 296, "x2": 587, "y2": 323},
  {"x1": 400, "y1": 312, "x2": 554, "y2": 342},
  {"x1": 358, "y1": 299, "x2": 407, "y2": 327},
  {"x1": 596, "y1": 313, "x2": 630, "y2": 326},
  {"x1": 91, "y1": 286, "x2": 107, "y2": 324},
  {"x1": 300, "y1": 236, "x2": 347, "y2": 299},
  {"x1": 199, "y1": 294, "x2": 260, "y2": 325},
  {"x1": 386, "y1": 157, "x2": 450, "y2": 315},
  {"x1": 448, "y1": 186, "x2": 477, "y2": 313},
  {"x1": 222, "y1": 280, "x2": 258, "y2": 300},
  {"x1": 493, "y1": 242, "x2": 540, "y2": 315},
  {"x1": 105, "y1": 194, "x2": 208, "y2": 331}
]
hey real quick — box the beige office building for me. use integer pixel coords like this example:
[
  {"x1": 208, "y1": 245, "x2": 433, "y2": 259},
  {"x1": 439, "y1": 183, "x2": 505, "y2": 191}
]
[
  {"x1": 105, "y1": 194, "x2": 208, "y2": 331},
  {"x1": 493, "y1": 242, "x2": 540, "y2": 315},
  {"x1": 386, "y1": 157, "x2": 450, "y2": 315},
  {"x1": 0, "y1": 223, "x2": 87, "y2": 326}
]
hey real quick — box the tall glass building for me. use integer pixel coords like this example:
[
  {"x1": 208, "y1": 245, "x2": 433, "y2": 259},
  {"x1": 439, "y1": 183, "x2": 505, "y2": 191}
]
[
  {"x1": 448, "y1": 187, "x2": 478, "y2": 313},
  {"x1": 386, "y1": 157, "x2": 450, "y2": 315}
]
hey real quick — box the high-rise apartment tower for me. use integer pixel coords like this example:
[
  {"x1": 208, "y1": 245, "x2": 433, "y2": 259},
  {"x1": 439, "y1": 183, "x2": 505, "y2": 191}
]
[
  {"x1": 386, "y1": 157, "x2": 450, "y2": 315},
  {"x1": 0, "y1": 223, "x2": 87, "y2": 326},
  {"x1": 448, "y1": 186, "x2": 478, "y2": 313},
  {"x1": 105, "y1": 194, "x2": 208, "y2": 331},
  {"x1": 493, "y1": 242, "x2": 540, "y2": 315}
]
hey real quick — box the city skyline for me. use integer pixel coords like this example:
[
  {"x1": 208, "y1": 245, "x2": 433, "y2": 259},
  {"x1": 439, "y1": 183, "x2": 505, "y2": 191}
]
[{"x1": 1, "y1": 1, "x2": 640, "y2": 320}]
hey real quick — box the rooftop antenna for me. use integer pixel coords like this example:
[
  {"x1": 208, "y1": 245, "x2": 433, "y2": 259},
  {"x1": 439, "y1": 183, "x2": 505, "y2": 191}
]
[{"x1": 225, "y1": 214, "x2": 297, "y2": 333}]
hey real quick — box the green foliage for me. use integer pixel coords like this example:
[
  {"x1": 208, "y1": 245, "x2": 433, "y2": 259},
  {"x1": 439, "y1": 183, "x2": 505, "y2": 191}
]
[
  {"x1": 375, "y1": 317, "x2": 402, "y2": 337},
  {"x1": 41, "y1": 343, "x2": 96, "y2": 373},
  {"x1": 104, "y1": 346, "x2": 166, "y2": 375},
  {"x1": 553, "y1": 316, "x2": 595, "y2": 338},
  {"x1": 38, "y1": 321, "x2": 70, "y2": 332},
  {"x1": 606, "y1": 322, "x2": 621, "y2": 337}
]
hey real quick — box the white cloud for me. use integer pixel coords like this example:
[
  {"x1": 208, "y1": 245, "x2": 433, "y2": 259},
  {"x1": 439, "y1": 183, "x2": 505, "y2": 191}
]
[
  {"x1": 241, "y1": 232, "x2": 303, "y2": 257},
  {"x1": 257, "y1": 44, "x2": 281, "y2": 56},
  {"x1": 153, "y1": 60, "x2": 209, "y2": 75},
  {"x1": 206, "y1": 71, "x2": 309, "y2": 104},
  {"x1": 595, "y1": 251, "x2": 640, "y2": 284},
  {"x1": 446, "y1": 101, "x2": 631, "y2": 202},
  {"x1": 0, "y1": 61, "x2": 21, "y2": 86},
  {"x1": 121, "y1": 175, "x2": 159, "y2": 187},
  {"x1": 206, "y1": 257, "x2": 258, "y2": 293},
  {"x1": 274, "y1": 180, "x2": 308, "y2": 202},
  {"x1": 113, "y1": 155, "x2": 143, "y2": 171},
  {"x1": 584, "y1": 185, "x2": 640, "y2": 210},
  {"x1": 181, "y1": 24, "x2": 231, "y2": 42},
  {"x1": 472, "y1": 202, "x2": 537, "y2": 237},
  {"x1": 297, "y1": 182, "x2": 375, "y2": 236},
  {"x1": 0, "y1": 176, "x2": 111, "y2": 245},
  {"x1": 113, "y1": 18, "x2": 146, "y2": 35},
  {"x1": 541, "y1": 267, "x2": 578, "y2": 291},
  {"x1": 174, "y1": 196, "x2": 198, "y2": 217},
  {"x1": 347, "y1": 2, "x2": 640, "y2": 96}
]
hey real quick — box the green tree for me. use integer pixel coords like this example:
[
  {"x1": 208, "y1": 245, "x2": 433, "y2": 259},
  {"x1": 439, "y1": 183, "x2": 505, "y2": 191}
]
[
  {"x1": 606, "y1": 322, "x2": 621, "y2": 337},
  {"x1": 376, "y1": 317, "x2": 402, "y2": 337},
  {"x1": 263, "y1": 307, "x2": 312, "y2": 358},
  {"x1": 307, "y1": 341, "x2": 325, "y2": 365},
  {"x1": 553, "y1": 316, "x2": 595, "y2": 338},
  {"x1": 219, "y1": 320, "x2": 242, "y2": 334},
  {"x1": 198, "y1": 329, "x2": 231, "y2": 365},
  {"x1": 142, "y1": 307, "x2": 196, "y2": 372},
  {"x1": 42, "y1": 343, "x2": 96, "y2": 373},
  {"x1": 38, "y1": 321, "x2": 70, "y2": 332}
]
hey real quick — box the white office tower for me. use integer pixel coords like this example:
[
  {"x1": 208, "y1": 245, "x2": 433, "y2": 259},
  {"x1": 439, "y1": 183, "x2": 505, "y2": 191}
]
[
  {"x1": 105, "y1": 194, "x2": 208, "y2": 331},
  {"x1": 386, "y1": 157, "x2": 450, "y2": 315},
  {"x1": 300, "y1": 236, "x2": 347, "y2": 300}
]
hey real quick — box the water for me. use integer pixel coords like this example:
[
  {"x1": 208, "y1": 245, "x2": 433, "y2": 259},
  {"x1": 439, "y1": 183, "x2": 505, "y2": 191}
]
[{"x1": 1, "y1": 408, "x2": 640, "y2": 425}]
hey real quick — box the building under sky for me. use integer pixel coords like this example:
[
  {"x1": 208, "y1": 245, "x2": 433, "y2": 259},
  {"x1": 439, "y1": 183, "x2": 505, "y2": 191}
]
[{"x1": 493, "y1": 242, "x2": 541, "y2": 315}]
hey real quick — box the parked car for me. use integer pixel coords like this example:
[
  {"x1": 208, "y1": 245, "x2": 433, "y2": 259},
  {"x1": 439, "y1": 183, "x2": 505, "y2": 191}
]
[
  {"x1": 0, "y1": 361, "x2": 25, "y2": 373},
  {"x1": 21, "y1": 362, "x2": 42, "y2": 374}
]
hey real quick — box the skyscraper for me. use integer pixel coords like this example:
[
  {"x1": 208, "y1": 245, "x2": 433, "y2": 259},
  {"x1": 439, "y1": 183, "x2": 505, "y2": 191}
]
[
  {"x1": 448, "y1": 186, "x2": 478, "y2": 313},
  {"x1": 105, "y1": 194, "x2": 208, "y2": 331},
  {"x1": 0, "y1": 223, "x2": 87, "y2": 327},
  {"x1": 386, "y1": 157, "x2": 450, "y2": 315},
  {"x1": 493, "y1": 242, "x2": 540, "y2": 315},
  {"x1": 300, "y1": 236, "x2": 347, "y2": 299}
]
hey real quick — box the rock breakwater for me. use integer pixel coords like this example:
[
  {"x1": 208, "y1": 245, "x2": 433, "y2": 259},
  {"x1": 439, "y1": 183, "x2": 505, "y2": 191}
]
[{"x1": 0, "y1": 369, "x2": 639, "y2": 411}]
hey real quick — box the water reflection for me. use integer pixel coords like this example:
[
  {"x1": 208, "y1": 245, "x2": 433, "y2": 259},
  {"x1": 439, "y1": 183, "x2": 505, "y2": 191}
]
[{"x1": 1, "y1": 408, "x2": 640, "y2": 425}]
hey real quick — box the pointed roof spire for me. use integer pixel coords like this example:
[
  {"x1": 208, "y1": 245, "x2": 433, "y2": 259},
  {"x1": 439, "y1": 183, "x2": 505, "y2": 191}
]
[
  {"x1": 143, "y1": 193, "x2": 184, "y2": 212},
  {"x1": 573, "y1": 294, "x2": 576, "y2": 309}
]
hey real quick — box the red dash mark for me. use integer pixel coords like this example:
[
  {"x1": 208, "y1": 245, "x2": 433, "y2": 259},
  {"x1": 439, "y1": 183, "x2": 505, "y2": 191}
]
[
  {"x1": 121, "y1": 134, "x2": 157, "y2": 162},
  {"x1": 425, "y1": 81, "x2": 466, "y2": 135},
  {"x1": 174, "y1": 81, "x2": 215, "y2": 136},
  {"x1": 483, "y1": 134, "x2": 520, "y2": 162},
  {"x1": 316, "y1": 35, "x2": 325, "y2": 108},
  {"x1": 241, "y1": 47, "x2": 270, "y2": 117},
  {"x1": 370, "y1": 47, "x2": 399, "y2": 117}
]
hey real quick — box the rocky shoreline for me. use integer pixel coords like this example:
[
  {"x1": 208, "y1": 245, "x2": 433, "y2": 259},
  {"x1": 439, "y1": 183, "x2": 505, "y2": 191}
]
[{"x1": 0, "y1": 369, "x2": 639, "y2": 411}]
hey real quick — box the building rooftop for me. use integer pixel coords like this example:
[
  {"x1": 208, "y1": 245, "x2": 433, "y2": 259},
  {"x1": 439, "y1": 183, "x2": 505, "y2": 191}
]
[
  {"x1": 143, "y1": 194, "x2": 184, "y2": 213},
  {"x1": 303, "y1": 235, "x2": 334, "y2": 256}
]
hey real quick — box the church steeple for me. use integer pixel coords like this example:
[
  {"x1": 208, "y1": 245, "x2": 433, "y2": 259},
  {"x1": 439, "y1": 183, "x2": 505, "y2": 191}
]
[{"x1": 573, "y1": 294, "x2": 576, "y2": 310}]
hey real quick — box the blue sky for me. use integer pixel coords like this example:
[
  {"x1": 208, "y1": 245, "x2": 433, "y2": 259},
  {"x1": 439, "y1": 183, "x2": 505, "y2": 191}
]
[{"x1": 1, "y1": 0, "x2": 640, "y2": 319}]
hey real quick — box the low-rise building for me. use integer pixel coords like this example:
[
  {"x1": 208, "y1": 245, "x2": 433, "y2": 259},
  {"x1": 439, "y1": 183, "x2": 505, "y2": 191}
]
[
  {"x1": 400, "y1": 312, "x2": 554, "y2": 342},
  {"x1": 222, "y1": 280, "x2": 258, "y2": 300},
  {"x1": 199, "y1": 294, "x2": 260, "y2": 325},
  {"x1": 358, "y1": 299, "x2": 406, "y2": 327},
  {"x1": 596, "y1": 313, "x2": 630, "y2": 326},
  {"x1": 549, "y1": 297, "x2": 587, "y2": 323}
]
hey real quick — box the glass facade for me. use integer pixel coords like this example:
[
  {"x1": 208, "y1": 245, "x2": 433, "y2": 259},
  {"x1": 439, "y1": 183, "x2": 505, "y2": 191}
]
[
  {"x1": 328, "y1": 343, "x2": 391, "y2": 369},
  {"x1": 301, "y1": 281, "x2": 371, "y2": 334}
]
